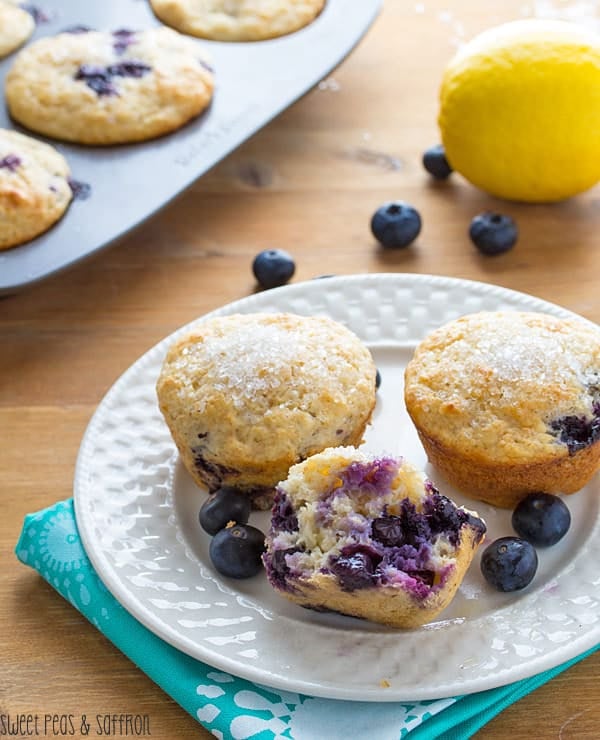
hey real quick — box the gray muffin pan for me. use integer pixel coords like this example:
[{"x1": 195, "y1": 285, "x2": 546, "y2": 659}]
[{"x1": 0, "y1": 0, "x2": 380, "y2": 294}]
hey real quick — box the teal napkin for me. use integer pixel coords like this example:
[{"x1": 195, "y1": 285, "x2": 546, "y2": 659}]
[{"x1": 15, "y1": 499, "x2": 598, "y2": 740}]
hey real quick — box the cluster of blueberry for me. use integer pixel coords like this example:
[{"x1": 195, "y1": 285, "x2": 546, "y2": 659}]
[
  {"x1": 74, "y1": 60, "x2": 152, "y2": 97},
  {"x1": 372, "y1": 144, "x2": 518, "y2": 256},
  {"x1": 250, "y1": 144, "x2": 518, "y2": 292},
  {"x1": 480, "y1": 492, "x2": 571, "y2": 592},
  {"x1": 199, "y1": 487, "x2": 266, "y2": 578}
]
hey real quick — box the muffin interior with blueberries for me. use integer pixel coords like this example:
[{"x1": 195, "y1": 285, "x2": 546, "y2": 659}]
[
  {"x1": 404, "y1": 311, "x2": 600, "y2": 508},
  {"x1": 156, "y1": 313, "x2": 377, "y2": 510},
  {"x1": 263, "y1": 446, "x2": 486, "y2": 628}
]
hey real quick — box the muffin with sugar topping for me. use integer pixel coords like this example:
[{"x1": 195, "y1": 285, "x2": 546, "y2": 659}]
[
  {"x1": 263, "y1": 446, "x2": 486, "y2": 627},
  {"x1": 156, "y1": 313, "x2": 377, "y2": 509},
  {"x1": 404, "y1": 311, "x2": 600, "y2": 508}
]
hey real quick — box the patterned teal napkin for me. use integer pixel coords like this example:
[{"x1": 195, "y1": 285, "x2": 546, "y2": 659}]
[{"x1": 15, "y1": 499, "x2": 597, "y2": 740}]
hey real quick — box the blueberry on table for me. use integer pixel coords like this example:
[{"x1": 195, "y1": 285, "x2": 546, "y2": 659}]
[
  {"x1": 199, "y1": 486, "x2": 251, "y2": 535},
  {"x1": 209, "y1": 524, "x2": 266, "y2": 579},
  {"x1": 469, "y1": 212, "x2": 518, "y2": 255},
  {"x1": 252, "y1": 249, "x2": 296, "y2": 289},
  {"x1": 480, "y1": 537, "x2": 538, "y2": 592},
  {"x1": 422, "y1": 144, "x2": 453, "y2": 179},
  {"x1": 370, "y1": 201, "x2": 422, "y2": 248},
  {"x1": 512, "y1": 493, "x2": 571, "y2": 547}
]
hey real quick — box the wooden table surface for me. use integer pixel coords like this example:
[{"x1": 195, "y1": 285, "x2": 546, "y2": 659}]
[{"x1": 2, "y1": 1, "x2": 599, "y2": 737}]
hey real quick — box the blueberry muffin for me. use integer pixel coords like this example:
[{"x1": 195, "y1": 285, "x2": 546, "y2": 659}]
[
  {"x1": 149, "y1": 0, "x2": 326, "y2": 42},
  {"x1": 263, "y1": 446, "x2": 486, "y2": 627},
  {"x1": 5, "y1": 27, "x2": 214, "y2": 145},
  {"x1": 0, "y1": 1, "x2": 34, "y2": 59},
  {"x1": 404, "y1": 311, "x2": 600, "y2": 508},
  {"x1": 156, "y1": 313, "x2": 377, "y2": 509},
  {"x1": 0, "y1": 128, "x2": 72, "y2": 250}
]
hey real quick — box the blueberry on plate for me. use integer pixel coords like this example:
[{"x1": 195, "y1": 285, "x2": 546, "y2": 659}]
[
  {"x1": 199, "y1": 486, "x2": 251, "y2": 536},
  {"x1": 512, "y1": 492, "x2": 571, "y2": 547},
  {"x1": 480, "y1": 536, "x2": 538, "y2": 592},
  {"x1": 209, "y1": 523, "x2": 266, "y2": 579},
  {"x1": 375, "y1": 368, "x2": 382, "y2": 390},
  {"x1": 252, "y1": 249, "x2": 296, "y2": 289},
  {"x1": 370, "y1": 201, "x2": 422, "y2": 248},
  {"x1": 422, "y1": 144, "x2": 453, "y2": 179},
  {"x1": 469, "y1": 212, "x2": 518, "y2": 255}
]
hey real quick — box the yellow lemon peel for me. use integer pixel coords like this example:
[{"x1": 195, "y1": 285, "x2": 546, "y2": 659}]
[{"x1": 438, "y1": 20, "x2": 600, "y2": 203}]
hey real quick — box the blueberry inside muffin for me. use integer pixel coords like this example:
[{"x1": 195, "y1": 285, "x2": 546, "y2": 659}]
[
  {"x1": 263, "y1": 447, "x2": 486, "y2": 627},
  {"x1": 5, "y1": 26, "x2": 214, "y2": 145}
]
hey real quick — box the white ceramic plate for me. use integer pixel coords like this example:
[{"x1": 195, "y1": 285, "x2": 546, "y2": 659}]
[{"x1": 73, "y1": 273, "x2": 600, "y2": 701}]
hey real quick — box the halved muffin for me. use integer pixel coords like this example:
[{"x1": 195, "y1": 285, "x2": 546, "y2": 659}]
[{"x1": 263, "y1": 446, "x2": 486, "y2": 627}]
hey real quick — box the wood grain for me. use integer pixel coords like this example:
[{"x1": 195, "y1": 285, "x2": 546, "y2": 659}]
[{"x1": 2, "y1": 1, "x2": 599, "y2": 738}]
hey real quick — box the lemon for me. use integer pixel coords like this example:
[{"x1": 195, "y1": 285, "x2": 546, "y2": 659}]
[{"x1": 438, "y1": 20, "x2": 600, "y2": 203}]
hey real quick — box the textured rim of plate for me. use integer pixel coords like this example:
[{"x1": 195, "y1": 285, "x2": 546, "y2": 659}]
[{"x1": 73, "y1": 273, "x2": 600, "y2": 701}]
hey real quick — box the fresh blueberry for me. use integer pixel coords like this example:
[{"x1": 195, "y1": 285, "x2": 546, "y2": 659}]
[
  {"x1": 199, "y1": 486, "x2": 251, "y2": 535},
  {"x1": 422, "y1": 145, "x2": 453, "y2": 179},
  {"x1": 252, "y1": 249, "x2": 295, "y2": 289},
  {"x1": 512, "y1": 493, "x2": 571, "y2": 547},
  {"x1": 375, "y1": 368, "x2": 382, "y2": 390},
  {"x1": 469, "y1": 212, "x2": 518, "y2": 255},
  {"x1": 480, "y1": 537, "x2": 538, "y2": 592},
  {"x1": 209, "y1": 524, "x2": 265, "y2": 578},
  {"x1": 370, "y1": 201, "x2": 422, "y2": 248}
]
